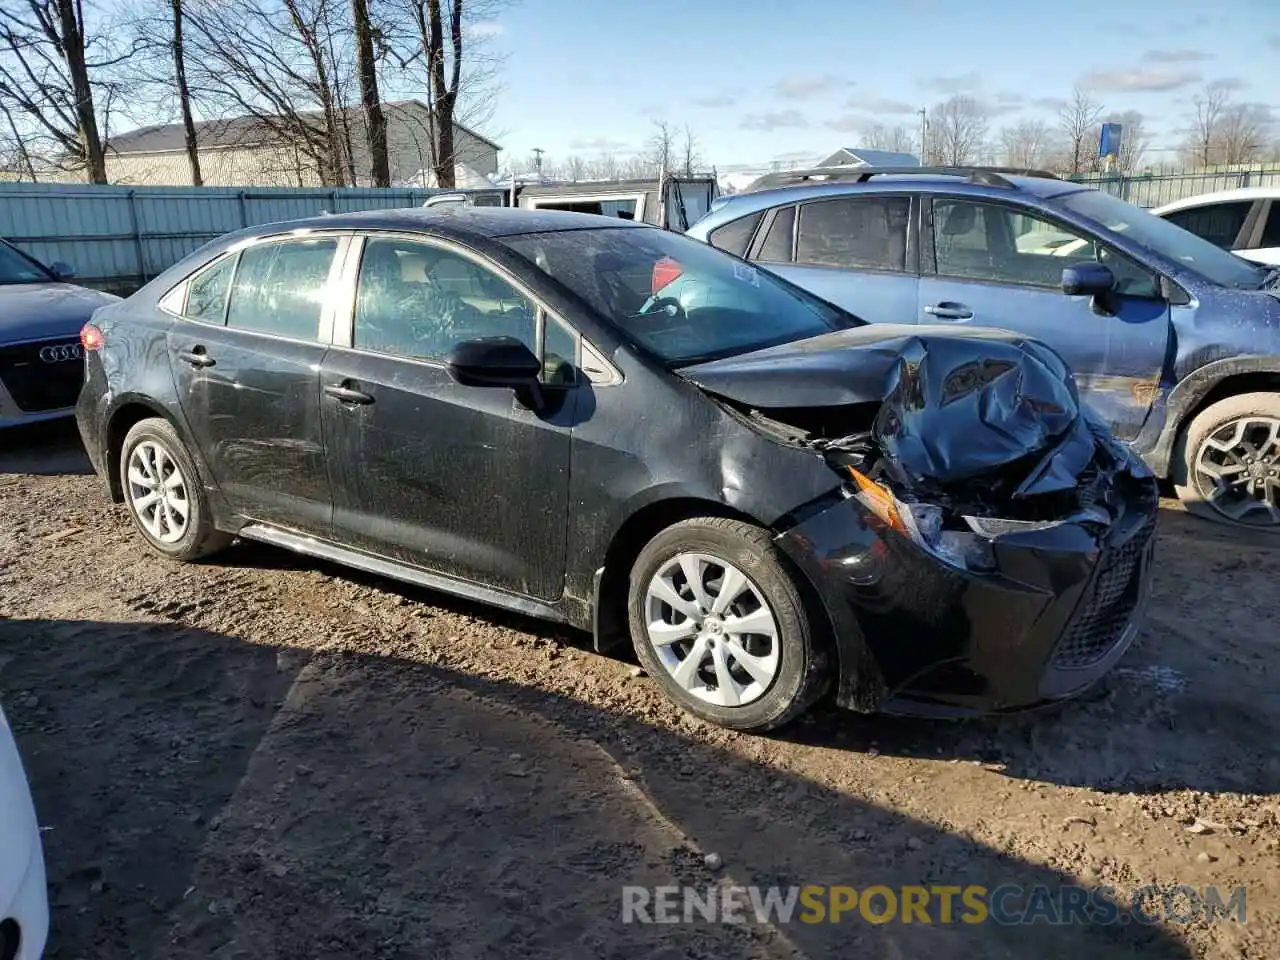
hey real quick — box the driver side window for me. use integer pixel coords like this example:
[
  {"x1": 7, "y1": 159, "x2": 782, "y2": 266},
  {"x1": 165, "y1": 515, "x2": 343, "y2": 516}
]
[
  {"x1": 933, "y1": 200, "x2": 1160, "y2": 299},
  {"x1": 353, "y1": 238, "x2": 536, "y2": 361}
]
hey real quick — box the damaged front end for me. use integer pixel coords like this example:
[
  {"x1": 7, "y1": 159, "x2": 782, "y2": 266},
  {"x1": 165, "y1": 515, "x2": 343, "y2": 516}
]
[{"x1": 682, "y1": 327, "x2": 1160, "y2": 715}]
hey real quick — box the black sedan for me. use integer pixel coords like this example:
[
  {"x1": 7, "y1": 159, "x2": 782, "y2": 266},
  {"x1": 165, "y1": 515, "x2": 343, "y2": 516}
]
[{"x1": 76, "y1": 208, "x2": 1158, "y2": 731}]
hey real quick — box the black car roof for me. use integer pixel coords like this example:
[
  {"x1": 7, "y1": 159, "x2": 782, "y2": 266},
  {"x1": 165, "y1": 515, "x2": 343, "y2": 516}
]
[{"x1": 246, "y1": 207, "x2": 647, "y2": 241}]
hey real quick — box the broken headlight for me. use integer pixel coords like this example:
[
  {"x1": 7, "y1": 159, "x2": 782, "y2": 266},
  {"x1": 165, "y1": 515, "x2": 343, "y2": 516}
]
[{"x1": 846, "y1": 468, "x2": 998, "y2": 573}]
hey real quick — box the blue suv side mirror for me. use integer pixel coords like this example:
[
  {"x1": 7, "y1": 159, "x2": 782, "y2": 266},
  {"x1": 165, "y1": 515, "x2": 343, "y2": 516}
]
[
  {"x1": 1061, "y1": 262, "x2": 1114, "y2": 296},
  {"x1": 49, "y1": 261, "x2": 76, "y2": 280}
]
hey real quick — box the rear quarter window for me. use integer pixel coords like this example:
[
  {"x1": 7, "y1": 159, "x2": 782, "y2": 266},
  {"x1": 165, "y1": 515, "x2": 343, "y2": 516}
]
[{"x1": 707, "y1": 211, "x2": 763, "y2": 257}]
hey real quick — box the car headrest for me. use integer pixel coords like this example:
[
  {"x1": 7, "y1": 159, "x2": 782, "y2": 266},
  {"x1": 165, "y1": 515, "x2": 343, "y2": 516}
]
[{"x1": 941, "y1": 203, "x2": 977, "y2": 236}]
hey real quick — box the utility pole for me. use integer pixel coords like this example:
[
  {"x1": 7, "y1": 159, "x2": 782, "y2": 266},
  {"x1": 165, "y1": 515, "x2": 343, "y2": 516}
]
[
  {"x1": 532, "y1": 147, "x2": 544, "y2": 174},
  {"x1": 918, "y1": 107, "x2": 928, "y2": 165}
]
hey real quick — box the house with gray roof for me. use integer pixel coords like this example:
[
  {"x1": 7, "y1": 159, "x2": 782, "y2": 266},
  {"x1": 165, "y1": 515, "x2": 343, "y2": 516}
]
[
  {"x1": 104, "y1": 100, "x2": 501, "y2": 188},
  {"x1": 817, "y1": 147, "x2": 920, "y2": 168}
]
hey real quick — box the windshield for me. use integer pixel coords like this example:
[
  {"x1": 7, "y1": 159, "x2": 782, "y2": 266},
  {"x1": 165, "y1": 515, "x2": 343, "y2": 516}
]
[
  {"x1": 502, "y1": 227, "x2": 856, "y2": 365},
  {"x1": 0, "y1": 241, "x2": 53, "y2": 284},
  {"x1": 1053, "y1": 189, "x2": 1266, "y2": 290}
]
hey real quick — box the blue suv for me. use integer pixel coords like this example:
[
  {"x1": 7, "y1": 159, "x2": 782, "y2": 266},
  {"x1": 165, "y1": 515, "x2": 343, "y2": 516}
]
[{"x1": 688, "y1": 166, "x2": 1280, "y2": 531}]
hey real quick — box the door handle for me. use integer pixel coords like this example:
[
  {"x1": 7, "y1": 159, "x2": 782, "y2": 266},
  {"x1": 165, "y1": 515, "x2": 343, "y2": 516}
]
[
  {"x1": 323, "y1": 382, "x2": 374, "y2": 405},
  {"x1": 923, "y1": 302, "x2": 974, "y2": 320},
  {"x1": 176, "y1": 347, "x2": 215, "y2": 368}
]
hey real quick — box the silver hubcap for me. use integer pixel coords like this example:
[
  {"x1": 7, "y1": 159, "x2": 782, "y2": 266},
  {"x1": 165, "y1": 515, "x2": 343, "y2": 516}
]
[
  {"x1": 643, "y1": 553, "x2": 780, "y2": 707},
  {"x1": 126, "y1": 441, "x2": 191, "y2": 544},
  {"x1": 1194, "y1": 416, "x2": 1280, "y2": 526}
]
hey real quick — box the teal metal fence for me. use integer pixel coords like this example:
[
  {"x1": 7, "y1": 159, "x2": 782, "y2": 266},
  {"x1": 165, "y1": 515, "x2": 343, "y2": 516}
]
[
  {"x1": 0, "y1": 182, "x2": 505, "y2": 295},
  {"x1": 1070, "y1": 167, "x2": 1280, "y2": 209}
]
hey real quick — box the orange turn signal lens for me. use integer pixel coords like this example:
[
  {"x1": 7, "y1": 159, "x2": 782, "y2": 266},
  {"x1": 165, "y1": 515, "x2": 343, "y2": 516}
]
[{"x1": 846, "y1": 467, "x2": 908, "y2": 534}]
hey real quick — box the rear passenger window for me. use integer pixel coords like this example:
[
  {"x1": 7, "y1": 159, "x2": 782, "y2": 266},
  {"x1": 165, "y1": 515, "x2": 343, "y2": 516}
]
[
  {"x1": 1260, "y1": 203, "x2": 1280, "y2": 249},
  {"x1": 707, "y1": 211, "x2": 763, "y2": 256},
  {"x1": 796, "y1": 197, "x2": 910, "y2": 271},
  {"x1": 226, "y1": 239, "x2": 337, "y2": 340},
  {"x1": 1163, "y1": 202, "x2": 1252, "y2": 249},
  {"x1": 755, "y1": 206, "x2": 795, "y2": 262},
  {"x1": 184, "y1": 255, "x2": 236, "y2": 323}
]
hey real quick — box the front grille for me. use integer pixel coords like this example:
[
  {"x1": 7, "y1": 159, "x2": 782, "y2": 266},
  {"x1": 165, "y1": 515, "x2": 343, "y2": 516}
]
[
  {"x1": 1051, "y1": 515, "x2": 1155, "y2": 669},
  {"x1": 0, "y1": 337, "x2": 84, "y2": 412}
]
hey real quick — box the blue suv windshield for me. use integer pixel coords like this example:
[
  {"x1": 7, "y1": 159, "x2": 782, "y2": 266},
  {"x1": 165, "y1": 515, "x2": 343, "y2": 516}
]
[
  {"x1": 1053, "y1": 189, "x2": 1266, "y2": 290},
  {"x1": 504, "y1": 227, "x2": 856, "y2": 365}
]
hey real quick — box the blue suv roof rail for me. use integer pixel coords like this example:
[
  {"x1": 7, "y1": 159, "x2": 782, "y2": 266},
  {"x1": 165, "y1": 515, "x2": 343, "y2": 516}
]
[{"x1": 745, "y1": 165, "x2": 1060, "y2": 192}]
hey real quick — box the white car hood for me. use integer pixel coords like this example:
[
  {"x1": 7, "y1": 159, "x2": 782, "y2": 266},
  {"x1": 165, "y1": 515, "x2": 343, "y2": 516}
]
[{"x1": 0, "y1": 705, "x2": 40, "y2": 916}]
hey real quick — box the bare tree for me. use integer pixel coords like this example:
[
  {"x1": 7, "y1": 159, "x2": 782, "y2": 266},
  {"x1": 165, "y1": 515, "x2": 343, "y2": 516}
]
[
  {"x1": 167, "y1": 0, "x2": 202, "y2": 185},
  {"x1": 999, "y1": 119, "x2": 1053, "y2": 168},
  {"x1": 926, "y1": 95, "x2": 989, "y2": 166},
  {"x1": 644, "y1": 119, "x2": 675, "y2": 174},
  {"x1": 679, "y1": 122, "x2": 699, "y2": 175},
  {"x1": 0, "y1": 0, "x2": 129, "y2": 182},
  {"x1": 1216, "y1": 103, "x2": 1268, "y2": 165},
  {"x1": 380, "y1": 0, "x2": 508, "y2": 187},
  {"x1": 862, "y1": 122, "x2": 915, "y2": 154},
  {"x1": 1184, "y1": 81, "x2": 1230, "y2": 167},
  {"x1": 351, "y1": 0, "x2": 388, "y2": 185},
  {"x1": 1059, "y1": 86, "x2": 1104, "y2": 175},
  {"x1": 181, "y1": 0, "x2": 357, "y2": 186}
]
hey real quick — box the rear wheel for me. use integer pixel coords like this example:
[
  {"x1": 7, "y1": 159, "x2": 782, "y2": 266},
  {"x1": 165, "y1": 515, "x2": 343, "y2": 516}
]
[
  {"x1": 627, "y1": 517, "x2": 830, "y2": 731},
  {"x1": 120, "y1": 417, "x2": 231, "y2": 561},
  {"x1": 1172, "y1": 392, "x2": 1280, "y2": 531}
]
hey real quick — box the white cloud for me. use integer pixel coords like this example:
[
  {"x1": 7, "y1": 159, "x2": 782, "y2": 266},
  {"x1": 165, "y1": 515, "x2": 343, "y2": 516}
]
[
  {"x1": 739, "y1": 110, "x2": 808, "y2": 131},
  {"x1": 1078, "y1": 67, "x2": 1202, "y2": 92},
  {"x1": 847, "y1": 95, "x2": 917, "y2": 115},
  {"x1": 469, "y1": 21, "x2": 505, "y2": 38},
  {"x1": 772, "y1": 74, "x2": 852, "y2": 100},
  {"x1": 1143, "y1": 48, "x2": 1212, "y2": 63},
  {"x1": 919, "y1": 72, "x2": 981, "y2": 93},
  {"x1": 693, "y1": 92, "x2": 740, "y2": 108}
]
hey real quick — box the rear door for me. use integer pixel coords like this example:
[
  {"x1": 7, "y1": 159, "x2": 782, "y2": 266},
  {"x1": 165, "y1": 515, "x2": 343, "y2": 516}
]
[
  {"x1": 166, "y1": 235, "x2": 345, "y2": 533},
  {"x1": 918, "y1": 196, "x2": 1169, "y2": 441},
  {"x1": 748, "y1": 195, "x2": 919, "y2": 324},
  {"x1": 318, "y1": 234, "x2": 575, "y2": 601}
]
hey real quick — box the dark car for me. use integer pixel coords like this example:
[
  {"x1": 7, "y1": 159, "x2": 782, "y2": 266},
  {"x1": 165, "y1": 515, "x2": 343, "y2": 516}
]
[
  {"x1": 0, "y1": 239, "x2": 119, "y2": 428},
  {"x1": 689, "y1": 166, "x2": 1280, "y2": 531},
  {"x1": 76, "y1": 208, "x2": 1158, "y2": 730}
]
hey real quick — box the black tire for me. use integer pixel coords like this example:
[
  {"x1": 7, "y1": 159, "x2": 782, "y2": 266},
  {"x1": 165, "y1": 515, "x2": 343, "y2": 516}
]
[
  {"x1": 119, "y1": 417, "x2": 231, "y2": 561},
  {"x1": 1171, "y1": 392, "x2": 1280, "y2": 533},
  {"x1": 627, "y1": 516, "x2": 830, "y2": 732}
]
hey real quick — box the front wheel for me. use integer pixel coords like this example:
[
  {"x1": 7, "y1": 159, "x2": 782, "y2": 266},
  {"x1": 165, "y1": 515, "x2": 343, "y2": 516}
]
[
  {"x1": 1172, "y1": 392, "x2": 1280, "y2": 531},
  {"x1": 120, "y1": 417, "x2": 232, "y2": 561},
  {"x1": 627, "y1": 517, "x2": 830, "y2": 731}
]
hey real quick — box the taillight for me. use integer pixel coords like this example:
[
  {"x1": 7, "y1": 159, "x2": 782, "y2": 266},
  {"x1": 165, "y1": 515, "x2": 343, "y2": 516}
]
[
  {"x1": 81, "y1": 322, "x2": 104, "y2": 351},
  {"x1": 651, "y1": 257, "x2": 683, "y2": 294}
]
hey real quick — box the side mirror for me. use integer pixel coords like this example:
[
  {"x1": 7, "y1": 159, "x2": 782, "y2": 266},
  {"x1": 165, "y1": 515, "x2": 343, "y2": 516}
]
[
  {"x1": 50, "y1": 261, "x2": 76, "y2": 280},
  {"x1": 1061, "y1": 262, "x2": 1114, "y2": 297},
  {"x1": 446, "y1": 336, "x2": 541, "y2": 388}
]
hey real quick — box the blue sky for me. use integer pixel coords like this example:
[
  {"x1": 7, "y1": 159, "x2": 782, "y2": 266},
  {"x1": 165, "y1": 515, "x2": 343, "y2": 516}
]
[{"x1": 480, "y1": 0, "x2": 1279, "y2": 169}]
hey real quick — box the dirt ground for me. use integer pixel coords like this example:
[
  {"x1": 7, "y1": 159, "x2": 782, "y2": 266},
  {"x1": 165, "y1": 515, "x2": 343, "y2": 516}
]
[{"x1": 1, "y1": 421, "x2": 1277, "y2": 960}]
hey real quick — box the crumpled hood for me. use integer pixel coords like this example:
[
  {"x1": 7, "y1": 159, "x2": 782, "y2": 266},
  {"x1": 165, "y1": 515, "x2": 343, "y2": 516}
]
[
  {"x1": 0, "y1": 704, "x2": 40, "y2": 916},
  {"x1": 0, "y1": 282, "x2": 120, "y2": 344},
  {"x1": 682, "y1": 324, "x2": 1107, "y2": 494}
]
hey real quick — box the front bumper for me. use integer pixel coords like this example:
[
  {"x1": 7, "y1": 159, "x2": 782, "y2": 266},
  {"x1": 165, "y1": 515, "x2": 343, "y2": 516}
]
[
  {"x1": 0, "y1": 336, "x2": 84, "y2": 429},
  {"x1": 776, "y1": 485, "x2": 1158, "y2": 717}
]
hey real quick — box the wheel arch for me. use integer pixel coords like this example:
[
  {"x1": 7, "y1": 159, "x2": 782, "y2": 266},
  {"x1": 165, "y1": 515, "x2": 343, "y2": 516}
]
[
  {"x1": 104, "y1": 397, "x2": 189, "y2": 502},
  {"x1": 1147, "y1": 357, "x2": 1280, "y2": 477},
  {"x1": 590, "y1": 496, "x2": 842, "y2": 704}
]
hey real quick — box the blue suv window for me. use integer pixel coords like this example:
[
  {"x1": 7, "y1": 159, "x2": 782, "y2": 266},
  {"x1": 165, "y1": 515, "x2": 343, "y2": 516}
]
[
  {"x1": 933, "y1": 199, "x2": 1159, "y2": 298},
  {"x1": 707, "y1": 211, "x2": 763, "y2": 257},
  {"x1": 795, "y1": 197, "x2": 909, "y2": 271}
]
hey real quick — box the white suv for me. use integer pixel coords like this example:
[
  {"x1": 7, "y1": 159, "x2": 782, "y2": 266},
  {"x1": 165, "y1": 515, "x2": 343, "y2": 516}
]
[
  {"x1": 1152, "y1": 187, "x2": 1280, "y2": 266},
  {"x1": 0, "y1": 704, "x2": 47, "y2": 960}
]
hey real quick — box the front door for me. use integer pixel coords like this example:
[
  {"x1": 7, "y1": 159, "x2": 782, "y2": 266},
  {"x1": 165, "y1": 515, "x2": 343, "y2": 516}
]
[
  {"x1": 319, "y1": 235, "x2": 576, "y2": 601},
  {"x1": 918, "y1": 197, "x2": 1170, "y2": 441},
  {"x1": 167, "y1": 236, "x2": 343, "y2": 533}
]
